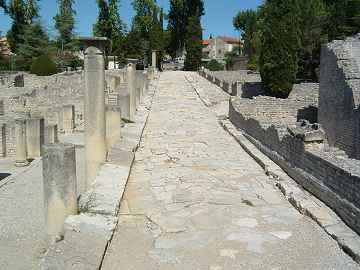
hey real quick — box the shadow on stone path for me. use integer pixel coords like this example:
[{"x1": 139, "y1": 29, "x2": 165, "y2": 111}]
[{"x1": 101, "y1": 71, "x2": 359, "y2": 270}]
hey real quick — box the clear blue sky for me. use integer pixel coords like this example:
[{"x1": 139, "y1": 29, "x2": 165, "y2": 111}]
[{"x1": 0, "y1": 0, "x2": 263, "y2": 39}]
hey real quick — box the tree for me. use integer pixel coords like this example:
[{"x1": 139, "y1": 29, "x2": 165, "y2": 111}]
[
  {"x1": 297, "y1": 0, "x2": 328, "y2": 81},
  {"x1": 15, "y1": 22, "x2": 51, "y2": 70},
  {"x1": 109, "y1": 0, "x2": 126, "y2": 51},
  {"x1": 233, "y1": 9, "x2": 258, "y2": 57},
  {"x1": 184, "y1": 15, "x2": 202, "y2": 71},
  {"x1": 259, "y1": 0, "x2": 301, "y2": 98},
  {"x1": 167, "y1": 0, "x2": 187, "y2": 58},
  {"x1": 129, "y1": 0, "x2": 161, "y2": 63},
  {"x1": 24, "y1": 0, "x2": 39, "y2": 24},
  {"x1": 324, "y1": 0, "x2": 360, "y2": 40},
  {"x1": 6, "y1": 0, "x2": 39, "y2": 52},
  {"x1": 54, "y1": 0, "x2": 76, "y2": 49},
  {"x1": 184, "y1": 0, "x2": 204, "y2": 71},
  {"x1": 93, "y1": 0, "x2": 112, "y2": 38},
  {"x1": 0, "y1": 0, "x2": 7, "y2": 11}
]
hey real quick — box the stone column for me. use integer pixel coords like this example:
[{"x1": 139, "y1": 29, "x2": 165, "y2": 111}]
[
  {"x1": 26, "y1": 117, "x2": 45, "y2": 158},
  {"x1": 118, "y1": 84, "x2": 131, "y2": 122},
  {"x1": 135, "y1": 72, "x2": 141, "y2": 107},
  {"x1": 152, "y1": 50, "x2": 157, "y2": 68},
  {"x1": 15, "y1": 119, "x2": 29, "y2": 167},
  {"x1": 42, "y1": 143, "x2": 77, "y2": 242},
  {"x1": 127, "y1": 64, "x2": 136, "y2": 121},
  {"x1": 106, "y1": 105, "x2": 122, "y2": 150},
  {"x1": 80, "y1": 37, "x2": 109, "y2": 188},
  {"x1": 45, "y1": 124, "x2": 58, "y2": 144},
  {"x1": 1, "y1": 124, "x2": 6, "y2": 157},
  {"x1": 62, "y1": 105, "x2": 75, "y2": 134}
]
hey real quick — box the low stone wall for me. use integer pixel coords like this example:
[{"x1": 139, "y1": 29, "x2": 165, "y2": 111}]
[
  {"x1": 229, "y1": 97, "x2": 360, "y2": 235},
  {"x1": 0, "y1": 68, "x2": 136, "y2": 158}
]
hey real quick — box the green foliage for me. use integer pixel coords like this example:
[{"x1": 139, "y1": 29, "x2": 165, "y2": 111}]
[
  {"x1": 125, "y1": 0, "x2": 164, "y2": 64},
  {"x1": 5, "y1": 0, "x2": 39, "y2": 52},
  {"x1": 205, "y1": 59, "x2": 224, "y2": 71},
  {"x1": 224, "y1": 47, "x2": 239, "y2": 70},
  {"x1": 0, "y1": 56, "x2": 11, "y2": 71},
  {"x1": 324, "y1": 0, "x2": 360, "y2": 40},
  {"x1": 259, "y1": 0, "x2": 301, "y2": 98},
  {"x1": 30, "y1": 54, "x2": 58, "y2": 76},
  {"x1": 54, "y1": 0, "x2": 76, "y2": 48},
  {"x1": 297, "y1": 0, "x2": 328, "y2": 81},
  {"x1": 247, "y1": 55, "x2": 258, "y2": 71},
  {"x1": 93, "y1": 0, "x2": 112, "y2": 38},
  {"x1": 233, "y1": 9, "x2": 258, "y2": 57},
  {"x1": 0, "y1": 0, "x2": 7, "y2": 11},
  {"x1": 184, "y1": 15, "x2": 202, "y2": 71},
  {"x1": 167, "y1": 0, "x2": 187, "y2": 58},
  {"x1": 14, "y1": 22, "x2": 51, "y2": 70}
]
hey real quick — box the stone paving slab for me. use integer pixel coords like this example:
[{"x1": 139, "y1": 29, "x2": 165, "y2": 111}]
[
  {"x1": 101, "y1": 71, "x2": 359, "y2": 270},
  {"x1": 221, "y1": 118, "x2": 360, "y2": 263}
]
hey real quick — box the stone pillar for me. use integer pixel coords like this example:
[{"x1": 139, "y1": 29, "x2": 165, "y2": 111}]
[
  {"x1": 45, "y1": 124, "x2": 58, "y2": 144},
  {"x1": 26, "y1": 117, "x2": 45, "y2": 158},
  {"x1": 127, "y1": 64, "x2": 136, "y2": 121},
  {"x1": 15, "y1": 119, "x2": 29, "y2": 167},
  {"x1": 106, "y1": 105, "x2": 122, "y2": 149},
  {"x1": 135, "y1": 72, "x2": 141, "y2": 107},
  {"x1": 42, "y1": 143, "x2": 77, "y2": 242},
  {"x1": 80, "y1": 37, "x2": 109, "y2": 188},
  {"x1": 1, "y1": 124, "x2": 6, "y2": 157},
  {"x1": 62, "y1": 105, "x2": 75, "y2": 134},
  {"x1": 118, "y1": 84, "x2": 131, "y2": 122},
  {"x1": 152, "y1": 50, "x2": 157, "y2": 68}
]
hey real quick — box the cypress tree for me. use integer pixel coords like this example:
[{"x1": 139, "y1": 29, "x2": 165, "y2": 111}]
[
  {"x1": 259, "y1": 0, "x2": 301, "y2": 98},
  {"x1": 93, "y1": 0, "x2": 112, "y2": 39},
  {"x1": 184, "y1": 14, "x2": 202, "y2": 71},
  {"x1": 15, "y1": 22, "x2": 50, "y2": 70},
  {"x1": 167, "y1": 0, "x2": 187, "y2": 58},
  {"x1": 54, "y1": 0, "x2": 76, "y2": 48},
  {"x1": 184, "y1": 0, "x2": 204, "y2": 71}
]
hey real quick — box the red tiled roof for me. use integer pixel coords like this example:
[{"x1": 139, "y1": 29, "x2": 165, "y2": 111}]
[
  {"x1": 218, "y1": 36, "x2": 241, "y2": 44},
  {"x1": 202, "y1": 39, "x2": 210, "y2": 46}
]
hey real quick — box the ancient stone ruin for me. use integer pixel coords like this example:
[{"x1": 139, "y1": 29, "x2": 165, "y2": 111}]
[{"x1": 200, "y1": 34, "x2": 360, "y2": 236}]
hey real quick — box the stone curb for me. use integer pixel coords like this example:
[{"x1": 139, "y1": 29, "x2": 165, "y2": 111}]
[
  {"x1": 221, "y1": 119, "x2": 360, "y2": 264},
  {"x1": 39, "y1": 78, "x2": 159, "y2": 270}
]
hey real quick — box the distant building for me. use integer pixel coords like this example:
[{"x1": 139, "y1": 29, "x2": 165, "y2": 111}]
[
  {"x1": 203, "y1": 36, "x2": 242, "y2": 60},
  {"x1": 0, "y1": 37, "x2": 13, "y2": 60}
]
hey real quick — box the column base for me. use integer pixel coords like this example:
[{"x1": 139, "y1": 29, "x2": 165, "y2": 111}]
[{"x1": 15, "y1": 160, "x2": 29, "y2": 167}]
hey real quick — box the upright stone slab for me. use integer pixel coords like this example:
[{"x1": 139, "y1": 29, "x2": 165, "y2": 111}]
[
  {"x1": 152, "y1": 50, "x2": 157, "y2": 68},
  {"x1": 1, "y1": 124, "x2": 6, "y2": 157},
  {"x1": 62, "y1": 105, "x2": 75, "y2": 134},
  {"x1": 135, "y1": 72, "x2": 141, "y2": 107},
  {"x1": 80, "y1": 37, "x2": 109, "y2": 188},
  {"x1": 127, "y1": 64, "x2": 136, "y2": 121},
  {"x1": 45, "y1": 124, "x2": 58, "y2": 144},
  {"x1": 42, "y1": 143, "x2": 77, "y2": 242},
  {"x1": 14, "y1": 119, "x2": 29, "y2": 167},
  {"x1": 106, "y1": 105, "x2": 122, "y2": 150},
  {"x1": 118, "y1": 83, "x2": 131, "y2": 122},
  {"x1": 26, "y1": 117, "x2": 45, "y2": 158}
]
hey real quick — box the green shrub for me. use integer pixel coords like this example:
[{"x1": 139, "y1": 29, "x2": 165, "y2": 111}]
[
  {"x1": 30, "y1": 55, "x2": 58, "y2": 76},
  {"x1": 205, "y1": 59, "x2": 224, "y2": 71}
]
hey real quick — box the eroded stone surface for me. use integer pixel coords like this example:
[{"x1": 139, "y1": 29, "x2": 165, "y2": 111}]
[{"x1": 101, "y1": 72, "x2": 359, "y2": 270}]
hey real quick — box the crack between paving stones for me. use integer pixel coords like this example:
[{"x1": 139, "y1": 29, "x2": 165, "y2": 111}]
[{"x1": 97, "y1": 79, "x2": 159, "y2": 270}]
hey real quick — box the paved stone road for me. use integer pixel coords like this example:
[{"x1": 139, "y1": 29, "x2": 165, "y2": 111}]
[{"x1": 101, "y1": 71, "x2": 359, "y2": 270}]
